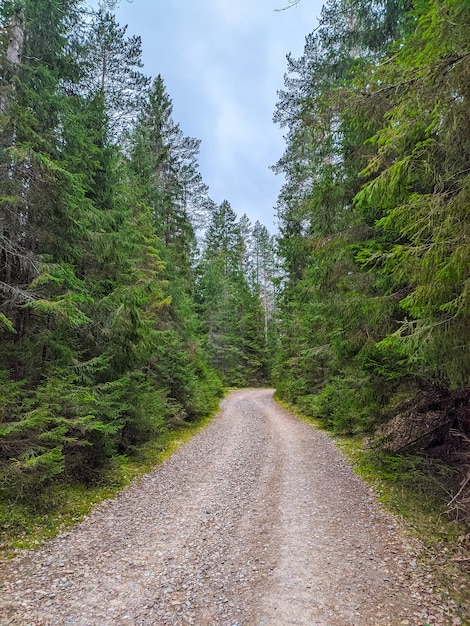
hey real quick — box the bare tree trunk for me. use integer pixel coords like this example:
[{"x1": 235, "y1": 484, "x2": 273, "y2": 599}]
[
  {"x1": 0, "y1": 11, "x2": 36, "y2": 301},
  {"x1": 0, "y1": 11, "x2": 24, "y2": 279},
  {"x1": 0, "y1": 15, "x2": 24, "y2": 115},
  {"x1": 263, "y1": 268, "x2": 269, "y2": 345}
]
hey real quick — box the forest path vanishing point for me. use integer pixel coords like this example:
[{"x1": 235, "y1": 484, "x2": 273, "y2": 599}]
[{"x1": 0, "y1": 389, "x2": 457, "y2": 625}]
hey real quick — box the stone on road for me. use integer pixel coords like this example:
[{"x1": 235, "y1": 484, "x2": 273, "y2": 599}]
[{"x1": 0, "y1": 389, "x2": 449, "y2": 625}]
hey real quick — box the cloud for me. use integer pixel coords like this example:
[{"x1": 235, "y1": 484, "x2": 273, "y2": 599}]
[
  {"x1": 210, "y1": 0, "x2": 264, "y2": 29},
  {"x1": 109, "y1": 0, "x2": 323, "y2": 229}
]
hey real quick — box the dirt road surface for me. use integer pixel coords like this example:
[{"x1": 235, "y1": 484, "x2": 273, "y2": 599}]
[{"x1": 0, "y1": 389, "x2": 456, "y2": 625}]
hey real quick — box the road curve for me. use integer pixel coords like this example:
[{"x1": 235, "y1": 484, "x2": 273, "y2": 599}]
[{"x1": 0, "y1": 389, "x2": 449, "y2": 625}]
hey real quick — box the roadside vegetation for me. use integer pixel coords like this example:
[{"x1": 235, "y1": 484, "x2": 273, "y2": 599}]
[
  {"x1": 0, "y1": 0, "x2": 274, "y2": 548},
  {"x1": 0, "y1": 0, "x2": 468, "y2": 579},
  {"x1": 272, "y1": 0, "x2": 470, "y2": 524},
  {"x1": 0, "y1": 409, "x2": 219, "y2": 559}
]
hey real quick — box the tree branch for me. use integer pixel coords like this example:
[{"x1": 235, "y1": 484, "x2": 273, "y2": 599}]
[{"x1": 275, "y1": 0, "x2": 300, "y2": 12}]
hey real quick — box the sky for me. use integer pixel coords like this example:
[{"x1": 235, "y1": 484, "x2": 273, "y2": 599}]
[{"x1": 107, "y1": 0, "x2": 325, "y2": 231}]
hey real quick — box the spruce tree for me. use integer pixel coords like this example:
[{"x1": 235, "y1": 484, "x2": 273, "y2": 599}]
[
  {"x1": 272, "y1": 0, "x2": 412, "y2": 429},
  {"x1": 127, "y1": 75, "x2": 222, "y2": 422},
  {"x1": 197, "y1": 202, "x2": 269, "y2": 385},
  {"x1": 354, "y1": 0, "x2": 470, "y2": 389}
]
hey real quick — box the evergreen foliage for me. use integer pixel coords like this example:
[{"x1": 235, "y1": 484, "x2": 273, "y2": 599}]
[
  {"x1": 4, "y1": 0, "x2": 467, "y2": 521},
  {"x1": 196, "y1": 202, "x2": 273, "y2": 386},
  {"x1": 273, "y1": 0, "x2": 470, "y2": 484},
  {"x1": 0, "y1": 0, "x2": 239, "y2": 502},
  {"x1": 0, "y1": 0, "x2": 274, "y2": 506}
]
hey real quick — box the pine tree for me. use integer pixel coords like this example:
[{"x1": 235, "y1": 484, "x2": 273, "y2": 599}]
[
  {"x1": 0, "y1": 1, "x2": 223, "y2": 499},
  {"x1": 251, "y1": 221, "x2": 277, "y2": 346},
  {"x1": 0, "y1": 0, "x2": 111, "y2": 487},
  {"x1": 0, "y1": 0, "x2": 169, "y2": 489},
  {"x1": 273, "y1": 0, "x2": 469, "y2": 461},
  {"x1": 81, "y1": 6, "x2": 150, "y2": 137}
]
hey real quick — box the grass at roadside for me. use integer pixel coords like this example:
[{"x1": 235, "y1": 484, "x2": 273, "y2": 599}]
[
  {"x1": 0, "y1": 411, "x2": 217, "y2": 560},
  {"x1": 276, "y1": 397, "x2": 470, "y2": 622}
]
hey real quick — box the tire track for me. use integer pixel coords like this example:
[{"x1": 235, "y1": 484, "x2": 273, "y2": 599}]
[{"x1": 0, "y1": 389, "x2": 451, "y2": 625}]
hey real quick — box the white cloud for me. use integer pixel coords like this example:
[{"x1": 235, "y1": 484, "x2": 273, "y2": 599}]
[
  {"x1": 210, "y1": 0, "x2": 263, "y2": 29},
  {"x1": 110, "y1": 0, "x2": 324, "y2": 227}
]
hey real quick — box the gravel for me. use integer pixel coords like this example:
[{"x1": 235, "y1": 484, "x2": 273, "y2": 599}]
[{"x1": 0, "y1": 389, "x2": 461, "y2": 625}]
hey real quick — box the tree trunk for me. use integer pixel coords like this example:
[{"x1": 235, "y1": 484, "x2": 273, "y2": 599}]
[{"x1": 0, "y1": 14, "x2": 24, "y2": 115}]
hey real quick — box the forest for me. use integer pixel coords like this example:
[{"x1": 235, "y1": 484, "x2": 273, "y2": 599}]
[{"x1": 0, "y1": 0, "x2": 469, "y2": 521}]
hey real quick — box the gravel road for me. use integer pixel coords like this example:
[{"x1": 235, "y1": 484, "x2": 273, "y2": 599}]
[{"x1": 0, "y1": 389, "x2": 457, "y2": 625}]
